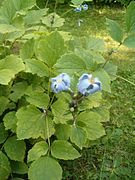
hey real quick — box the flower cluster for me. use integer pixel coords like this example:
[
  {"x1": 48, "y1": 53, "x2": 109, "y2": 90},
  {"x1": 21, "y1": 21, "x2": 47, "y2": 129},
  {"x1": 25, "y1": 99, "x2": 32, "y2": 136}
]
[
  {"x1": 74, "y1": 4, "x2": 88, "y2": 12},
  {"x1": 51, "y1": 73, "x2": 102, "y2": 96}
]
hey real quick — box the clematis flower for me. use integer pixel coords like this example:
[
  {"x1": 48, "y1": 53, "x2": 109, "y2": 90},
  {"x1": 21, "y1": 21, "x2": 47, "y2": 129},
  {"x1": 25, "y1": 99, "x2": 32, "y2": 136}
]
[
  {"x1": 51, "y1": 73, "x2": 70, "y2": 93},
  {"x1": 74, "y1": 6, "x2": 82, "y2": 12},
  {"x1": 83, "y1": 4, "x2": 88, "y2": 11},
  {"x1": 77, "y1": 73, "x2": 102, "y2": 96}
]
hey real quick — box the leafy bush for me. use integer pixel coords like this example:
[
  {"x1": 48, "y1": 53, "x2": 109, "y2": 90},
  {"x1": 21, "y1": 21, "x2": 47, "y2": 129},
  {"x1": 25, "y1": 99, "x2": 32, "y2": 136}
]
[{"x1": 0, "y1": 0, "x2": 134, "y2": 179}]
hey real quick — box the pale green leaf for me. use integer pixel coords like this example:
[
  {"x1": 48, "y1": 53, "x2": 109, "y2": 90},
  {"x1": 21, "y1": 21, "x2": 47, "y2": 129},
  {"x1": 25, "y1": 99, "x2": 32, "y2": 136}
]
[
  {"x1": 28, "y1": 156, "x2": 62, "y2": 180},
  {"x1": 106, "y1": 18, "x2": 123, "y2": 43},
  {"x1": 126, "y1": 1, "x2": 135, "y2": 32},
  {"x1": 26, "y1": 92, "x2": 49, "y2": 108},
  {"x1": 0, "y1": 69, "x2": 15, "y2": 85},
  {"x1": 93, "y1": 69, "x2": 111, "y2": 92},
  {"x1": 123, "y1": 34, "x2": 135, "y2": 48},
  {"x1": 42, "y1": 13, "x2": 65, "y2": 28},
  {"x1": 3, "y1": 111, "x2": 17, "y2": 133},
  {"x1": 9, "y1": 81, "x2": 28, "y2": 102},
  {"x1": 0, "y1": 123, "x2": 8, "y2": 144},
  {"x1": 55, "y1": 124, "x2": 71, "y2": 140},
  {"x1": 0, "y1": 96, "x2": 9, "y2": 115},
  {"x1": 35, "y1": 31, "x2": 66, "y2": 67},
  {"x1": 94, "y1": 108, "x2": 110, "y2": 122},
  {"x1": 52, "y1": 98, "x2": 72, "y2": 124},
  {"x1": 0, "y1": 24, "x2": 18, "y2": 34},
  {"x1": 11, "y1": 161, "x2": 28, "y2": 174},
  {"x1": 20, "y1": 39, "x2": 35, "y2": 60},
  {"x1": 16, "y1": 105, "x2": 55, "y2": 140},
  {"x1": 0, "y1": 151, "x2": 11, "y2": 180},
  {"x1": 104, "y1": 62, "x2": 118, "y2": 80},
  {"x1": 77, "y1": 112, "x2": 105, "y2": 140},
  {"x1": 51, "y1": 140, "x2": 81, "y2": 160},
  {"x1": 28, "y1": 141, "x2": 48, "y2": 163},
  {"x1": 24, "y1": 58, "x2": 49, "y2": 77},
  {"x1": 24, "y1": 8, "x2": 48, "y2": 25},
  {"x1": 4, "y1": 136, "x2": 26, "y2": 162},
  {"x1": 70, "y1": 125, "x2": 87, "y2": 149},
  {"x1": 54, "y1": 53, "x2": 86, "y2": 75}
]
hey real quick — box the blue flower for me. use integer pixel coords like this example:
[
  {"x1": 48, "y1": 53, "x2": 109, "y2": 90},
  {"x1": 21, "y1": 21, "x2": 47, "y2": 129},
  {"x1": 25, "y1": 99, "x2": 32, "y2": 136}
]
[
  {"x1": 77, "y1": 73, "x2": 102, "y2": 96},
  {"x1": 51, "y1": 73, "x2": 70, "y2": 93},
  {"x1": 74, "y1": 6, "x2": 82, "y2": 12},
  {"x1": 83, "y1": 4, "x2": 88, "y2": 11}
]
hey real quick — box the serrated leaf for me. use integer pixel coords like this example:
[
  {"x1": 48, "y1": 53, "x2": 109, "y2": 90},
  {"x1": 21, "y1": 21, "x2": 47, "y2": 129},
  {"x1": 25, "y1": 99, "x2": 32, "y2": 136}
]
[
  {"x1": 51, "y1": 140, "x2": 81, "y2": 160},
  {"x1": 0, "y1": 151, "x2": 11, "y2": 180},
  {"x1": 0, "y1": 24, "x2": 18, "y2": 34},
  {"x1": 0, "y1": 96, "x2": 9, "y2": 115},
  {"x1": 28, "y1": 141, "x2": 48, "y2": 163},
  {"x1": 28, "y1": 156, "x2": 62, "y2": 180},
  {"x1": 11, "y1": 161, "x2": 28, "y2": 174},
  {"x1": 3, "y1": 111, "x2": 17, "y2": 133},
  {"x1": 78, "y1": 92, "x2": 102, "y2": 111},
  {"x1": 70, "y1": 125, "x2": 87, "y2": 149},
  {"x1": 42, "y1": 13, "x2": 65, "y2": 28},
  {"x1": 123, "y1": 34, "x2": 135, "y2": 48},
  {"x1": 26, "y1": 92, "x2": 49, "y2": 108},
  {"x1": 0, "y1": 55, "x2": 25, "y2": 85},
  {"x1": 94, "y1": 108, "x2": 110, "y2": 122},
  {"x1": 106, "y1": 18, "x2": 123, "y2": 43},
  {"x1": 24, "y1": 8, "x2": 48, "y2": 25},
  {"x1": 52, "y1": 98, "x2": 72, "y2": 124},
  {"x1": 4, "y1": 136, "x2": 26, "y2": 162},
  {"x1": 9, "y1": 81, "x2": 28, "y2": 102},
  {"x1": 77, "y1": 112, "x2": 105, "y2": 140},
  {"x1": 93, "y1": 68, "x2": 111, "y2": 92},
  {"x1": 104, "y1": 62, "x2": 118, "y2": 80},
  {"x1": 0, "y1": 123, "x2": 8, "y2": 144},
  {"x1": 126, "y1": 1, "x2": 135, "y2": 32},
  {"x1": 24, "y1": 58, "x2": 49, "y2": 77},
  {"x1": 16, "y1": 105, "x2": 55, "y2": 140},
  {"x1": 55, "y1": 124, "x2": 71, "y2": 140},
  {"x1": 35, "y1": 31, "x2": 66, "y2": 67},
  {"x1": 20, "y1": 39, "x2": 35, "y2": 60},
  {"x1": 85, "y1": 36, "x2": 106, "y2": 52},
  {"x1": 54, "y1": 53, "x2": 86, "y2": 75}
]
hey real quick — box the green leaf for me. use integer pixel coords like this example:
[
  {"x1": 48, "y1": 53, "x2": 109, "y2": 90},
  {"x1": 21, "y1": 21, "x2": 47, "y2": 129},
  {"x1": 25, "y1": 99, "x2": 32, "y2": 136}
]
[
  {"x1": 11, "y1": 161, "x2": 28, "y2": 174},
  {"x1": 26, "y1": 92, "x2": 49, "y2": 108},
  {"x1": 0, "y1": 24, "x2": 18, "y2": 34},
  {"x1": 70, "y1": 125, "x2": 87, "y2": 149},
  {"x1": 93, "y1": 68, "x2": 111, "y2": 92},
  {"x1": 106, "y1": 18, "x2": 123, "y2": 43},
  {"x1": 51, "y1": 140, "x2": 81, "y2": 160},
  {"x1": 104, "y1": 62, "x2": 118, "y2": 80},
  {"x1": 0, "y1": 123, "x2": 8, "y2": 144},
  {"x1": 16, "y1": 105, "x2": 55, "y2": 140},
  {"x1": 0, "y1": 55, "x2": 25, "y2": 85},
  {"x1": 85, "y1": 36, "x2": 106, "y2": 52},
  {"x1": 24, "y1": 8, "x2": 48, "y2": 25},
  {"x1": 94, "y1": 108, "x2": 110, "y2": 122},
  {"x1": 42, "y1": 13, "x2": 65, "y2": 28},
  {"x1": 9, "y1": 81, "x2": 28, "y2": 102},
  {"x1": 28, "y1": 141, "x2": 48, "y2": 163},
  {"x1": 20, "y1": 39, "x2": 35, "y2": 60},
  {"x1": 123, "y1": 34, "x2": 135, "y2": 48},
  {"x1": 126, "y1": 1, "x2": 135, "y2": 33},
  {"x1": 0, "y1": 151, "x2": 11, "y2": 180},
  {"x1": 24, "y1": 58, "x2": 49, "y2": 77},
  {"x1": 35, "y1": 31, "x2": 66, "y2": 67},
  {"x1": 3, "y1": 111, "x2": 17, "y2": 133},
  {"x1": 28, "y1": 156, "x2": 62, "y2": 180},
  {"x1": 55, "y1": 124, "x2": 71, "y2": 140},
  {"x1": 0, "y1": 96, "x2": 9, "y2": 115},
  {"x1": 54, "y1": 53, "x2": 86, "y2": 75},
  {"x1": 78, "y1": 92, "x2": 102, "y2": 111},
  {"x1": 77, "y1": 112, "x2": 105, "y2": 140},
  {"x1": 52, "y1": 98, "x2": 72, "y2": 124},
  {"x1": 4, "y1": 136, "x2": 26, "y2": 162}
]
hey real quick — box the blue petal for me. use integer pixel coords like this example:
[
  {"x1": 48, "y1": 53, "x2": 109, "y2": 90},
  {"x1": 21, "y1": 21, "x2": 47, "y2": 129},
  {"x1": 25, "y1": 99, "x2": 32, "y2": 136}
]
[
  {"x1": 87, "y1": 84, "x2": 101, "y2": 94},
  {"x1": 83, "y1": 4, "x2": 88, "y2": 11},
  {"x1": 79, "y1": 73, "x2": 91, "y2": 81}
]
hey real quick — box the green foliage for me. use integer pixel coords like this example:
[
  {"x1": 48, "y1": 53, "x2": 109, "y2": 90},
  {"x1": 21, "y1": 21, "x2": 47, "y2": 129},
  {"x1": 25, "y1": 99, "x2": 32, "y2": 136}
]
[{"x1": 0, "y1": 0, "x2": 134, "y2": 179}]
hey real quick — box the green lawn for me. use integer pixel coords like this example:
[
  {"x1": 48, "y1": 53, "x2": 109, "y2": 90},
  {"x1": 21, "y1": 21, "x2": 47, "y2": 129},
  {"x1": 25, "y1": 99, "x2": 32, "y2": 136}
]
[{"x1": 56, "y1": 5, "x2": 135, "y2": 180}]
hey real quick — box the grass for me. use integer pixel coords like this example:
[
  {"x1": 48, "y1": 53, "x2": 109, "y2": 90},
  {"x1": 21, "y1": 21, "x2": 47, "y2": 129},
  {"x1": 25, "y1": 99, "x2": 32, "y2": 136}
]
[{"x1": 54, "y1": 5, "x2": 135, "y2": 180}]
